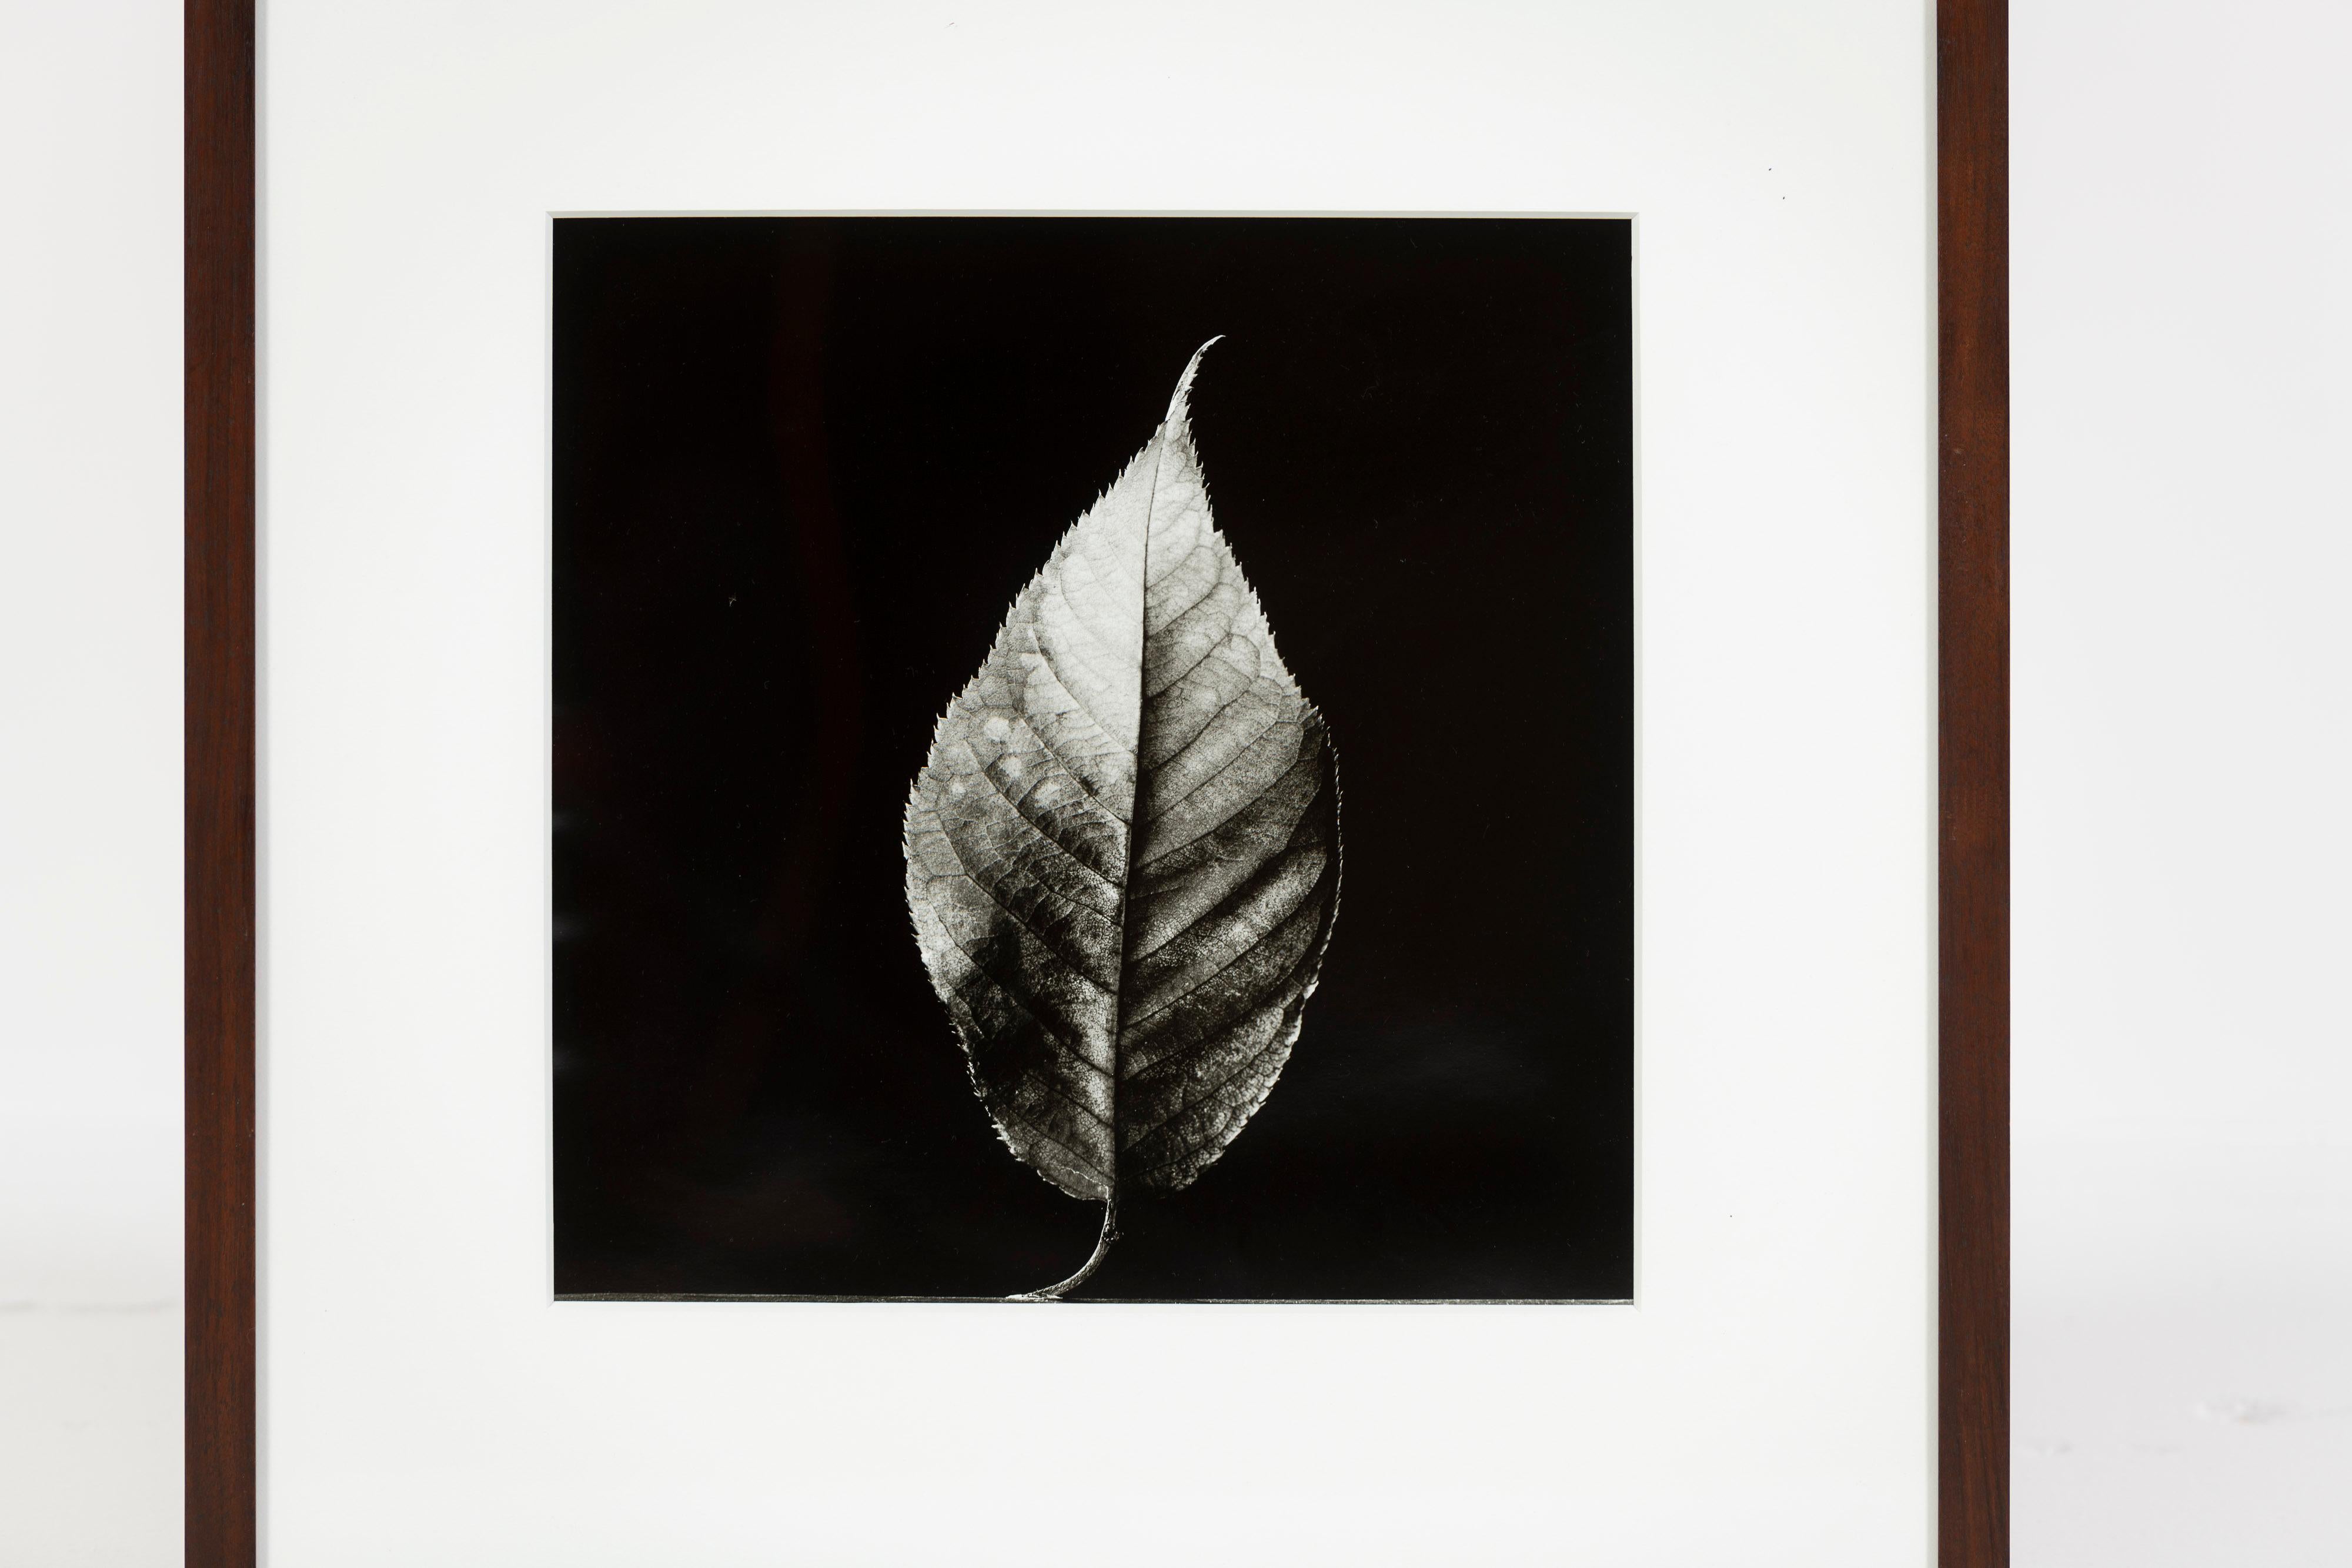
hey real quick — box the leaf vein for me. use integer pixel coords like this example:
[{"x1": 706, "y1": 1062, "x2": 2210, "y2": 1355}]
[
  {"x1": 953, "y1": 739, "x2": 1121, "y2": 895},
  {"x1": 927, "y1": 820, "x2": 1117, "y2": 1001},
  {"x1": 1139, "y1": 719, "x2": 1315, "y2": 861},
  {"x1": 1123, "y1": 854, "x2": 1331, "y2": 1037},
  {"x1": 1146, "y1": 629, "x2": 1240, "y2": 701},
  {"x1": 1142, "y1": 707, "x2": 1297, "y2": 832},
  {"x1": 1125, "y1": 1014, "x2": 1301, "y2": 1161}
]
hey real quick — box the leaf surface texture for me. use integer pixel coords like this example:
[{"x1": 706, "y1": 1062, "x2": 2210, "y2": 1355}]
[{"x1": 903, "y1": 343, "x2": 1341, "y2": 1205}]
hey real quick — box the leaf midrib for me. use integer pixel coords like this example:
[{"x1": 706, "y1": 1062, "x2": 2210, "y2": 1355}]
[{"x1": 1102, "y1": 412, "x2": 1178, "y2": 1202}]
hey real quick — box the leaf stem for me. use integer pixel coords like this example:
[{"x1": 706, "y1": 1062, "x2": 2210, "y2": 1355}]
[{"x1": 1011, "y1": 1199, "x2": 1117, "y2": 1302}]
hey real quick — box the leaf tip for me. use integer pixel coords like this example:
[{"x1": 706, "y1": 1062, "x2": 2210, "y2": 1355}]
[{"x1": 1164, "y1": 335, "x2": 1225, "y2": 427}]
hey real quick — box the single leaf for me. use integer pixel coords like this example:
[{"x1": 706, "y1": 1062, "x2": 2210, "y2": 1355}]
[{"x1": 902, "y1": 340, "x2": 1342, "y2": 1298}]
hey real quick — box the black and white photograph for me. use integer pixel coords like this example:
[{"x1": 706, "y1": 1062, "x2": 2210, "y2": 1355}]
[
  {"x1": 39, "y1": 0, "x2": 2352, "y2": 1558},
  {"x1": 552, "y1": 216, "x2": 1633, "y2": 1301}
]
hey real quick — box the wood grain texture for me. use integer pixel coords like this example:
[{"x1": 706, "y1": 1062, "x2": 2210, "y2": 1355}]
[
  {"x1": 186, "y1": 0, "x2": 256, "y2": 1562},
  {"x1": 1937, "y1": 0, "x2": 2010, "y2": 1563}
]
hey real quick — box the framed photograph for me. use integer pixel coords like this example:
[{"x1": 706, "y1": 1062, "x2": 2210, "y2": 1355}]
[
  {"x1": 189, "y1": 1, "x2": 2005, "y2": 1562},
  {"x1": 549, "y1": 216, "x2": 1635, "y2": 1305}
]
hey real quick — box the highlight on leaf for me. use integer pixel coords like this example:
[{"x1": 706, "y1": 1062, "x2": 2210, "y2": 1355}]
[{"x1": 901, "y1": 340, "x2": 1342, "y2": 1300}]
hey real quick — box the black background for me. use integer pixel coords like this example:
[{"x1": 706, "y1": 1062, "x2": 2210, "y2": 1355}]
[{"x1": 553, "y1": 218, "x2": 1632, "y2": 1299}]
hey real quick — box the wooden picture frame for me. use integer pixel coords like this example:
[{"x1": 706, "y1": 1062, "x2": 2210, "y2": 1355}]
[{"x1": 185, "y1": 2, "x2": 2007, "y2": 1559}]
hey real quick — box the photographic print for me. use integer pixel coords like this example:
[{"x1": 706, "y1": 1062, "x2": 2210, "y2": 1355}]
[{"x1": 553, "y1": 216, "x2": 1632, "y2": 1300}]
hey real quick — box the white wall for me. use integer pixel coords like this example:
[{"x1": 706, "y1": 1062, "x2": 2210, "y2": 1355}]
[
  {"x1": 2011, "y1": 1, "x2": 2352, "y2": 1561},
  {"x1": 0, "y1": 0, "x2": 2345, "y2": 1562},
  {"x1": 0, "y1": 0, "x2": 185, "y2": 1563}
]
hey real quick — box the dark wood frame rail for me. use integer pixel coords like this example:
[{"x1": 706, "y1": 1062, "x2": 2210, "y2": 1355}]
[
  {"x1": 186, "y1": 0, "x2": 256, "y2": 1561},
  {"x1": 1936, "y1": 0, "x2": 2012, "y2": 1561},
  {"x1": 183, "y1": 2, "x2": 2008, "y2": 1560}
]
